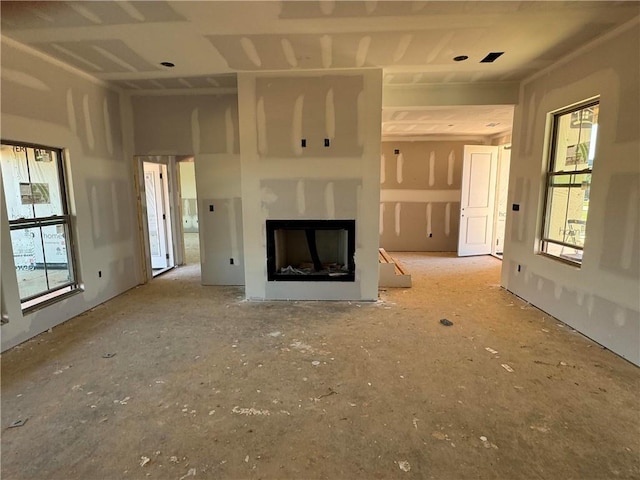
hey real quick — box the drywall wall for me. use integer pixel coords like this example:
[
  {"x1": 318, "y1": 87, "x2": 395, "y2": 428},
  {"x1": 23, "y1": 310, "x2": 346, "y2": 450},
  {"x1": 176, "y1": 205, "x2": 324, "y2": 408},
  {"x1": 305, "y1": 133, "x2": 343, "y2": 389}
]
[
  {"x1": 131, "y1": 93, "x2": 244, "y2": 285},
  {"x1": 0, "y1": 38, "x2": 140, "y2": 351},
  {"x1": 380, "y1": 140, "x2": 483, "y2": 251},
  {"x1": 237, "y1": 70, "x2": 382, "y2": 300},
  {"x1": 502, "y1": 20, "x2": 640, "y2": 365}
]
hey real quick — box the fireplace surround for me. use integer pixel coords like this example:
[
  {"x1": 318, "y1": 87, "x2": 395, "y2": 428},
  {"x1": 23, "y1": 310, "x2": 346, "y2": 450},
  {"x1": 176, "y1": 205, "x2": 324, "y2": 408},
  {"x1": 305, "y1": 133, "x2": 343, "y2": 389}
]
[{"x1": 266, "y1": 220, "x2": 355, "y2": 281}]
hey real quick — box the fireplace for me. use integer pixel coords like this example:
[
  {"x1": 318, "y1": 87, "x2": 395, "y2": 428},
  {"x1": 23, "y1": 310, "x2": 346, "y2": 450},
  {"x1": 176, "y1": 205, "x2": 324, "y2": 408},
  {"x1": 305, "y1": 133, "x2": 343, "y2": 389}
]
[{"x1": 266, "y1": 220, "x2": 355, "y2": 281}]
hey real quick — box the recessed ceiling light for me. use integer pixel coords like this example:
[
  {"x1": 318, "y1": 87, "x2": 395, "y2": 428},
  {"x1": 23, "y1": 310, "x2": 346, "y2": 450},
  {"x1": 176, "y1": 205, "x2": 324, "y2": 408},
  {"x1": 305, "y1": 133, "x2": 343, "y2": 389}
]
[
  {"x1": 160, "y1": 61, "x2": 175, "y2": 67},
  {"x1": 453, "y1": 55, "x2": 468, "y2": 62}
]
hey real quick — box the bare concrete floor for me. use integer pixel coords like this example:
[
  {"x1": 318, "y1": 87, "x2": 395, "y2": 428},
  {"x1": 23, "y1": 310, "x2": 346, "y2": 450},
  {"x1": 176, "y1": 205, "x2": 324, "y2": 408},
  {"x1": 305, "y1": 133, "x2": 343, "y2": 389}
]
[{"x1": 2, "y1": 253, "x2": 639, "y2": 479}]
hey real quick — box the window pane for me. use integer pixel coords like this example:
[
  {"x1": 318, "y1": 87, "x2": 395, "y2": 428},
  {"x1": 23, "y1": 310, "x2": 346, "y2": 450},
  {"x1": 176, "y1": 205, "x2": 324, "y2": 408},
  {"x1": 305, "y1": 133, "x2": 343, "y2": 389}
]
[
  {"x1": 41, "y1": 223, "x2": 74, "y2": 289},
  {"x1": 28, "y1": 148, "x2": 64, "y2": 217},
  {"x1": 545, "y1": 185, "x2": 589, "y2": 247},
  {"x1": 11, "y1": 228, "x2": 48, "y2": 300},
  {"x1": 552, "y1": 104, "x2": 599, "y2": 172},
  {"x1": 544, "y1": 241, "x2": 583, "y2": 263},
  {"x1": 1, "y1": 145, "x2": 35, "y2": 220}
]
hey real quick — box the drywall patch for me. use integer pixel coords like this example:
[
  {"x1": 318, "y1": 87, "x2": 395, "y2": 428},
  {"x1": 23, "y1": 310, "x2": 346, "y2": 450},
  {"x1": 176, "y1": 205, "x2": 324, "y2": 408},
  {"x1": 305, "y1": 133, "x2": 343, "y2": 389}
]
[
  {"x1": 395, "y1": 202, "x2": 402, "y2": 236},
  {"x1": 426, "y1": 202, "x2": 432, "y2": 236},
  {"x1": 614, "y1": 307, "x2": 626, "y2": 327},
  {"x1": 396, "y1": 152, "x2": 404, "y2": 184},
  {"x1": 240, "y1": 37, "x2": 262, "y2": 67},
  {"x1": 255, "y1": 76, "x2": 363, "y2": 158},
  {"x1": 428, "y1": 151, "x2": 435, "y2": 186},
  {"x1": 254, "y1": 96, "x2": 268, "y2": 156},
  {"x1": 356, "y1": 36, "x2": 371, "y2": 67},
  {"x1": 111, "y1": 182, "x2": 120, "y2": 232},
  {"x1": 325, "y1": 182, "x2": 335, "y2": 219},
  {"x1": 1, "y1": 68, "x2": 51, "y2": 91},
  {"x1": 320, "y1": 35, "x2": 332, "y2": 68},
  {"x1": 296, "y1": 179, "x2": 306, "y2": 215},
  {"x1": 357, "y1": 90, "x2": 365, "y2": 147},
  {"x1": 379, "y1": 203, "x2": 384, "y2": 235},
  {"x1": 447, "y1": 150, "x2": 455, "y2": 186},
  {"x1": 601, "y1": 173, "x2": 639, "y2": 277},
  {"x1": 281, "y1": 38, "x2": 298, "y2": 67},
  {"x1": 225, "y1": 107, "x2": 235, "y2": 155},
  {"x1": 292, "y1": 94, "x2": 305, "y2": 155},
  {"x1": 325, "y1": 88, "x2": 335, "y2": 138},
  {"x1": 553, "y1": 284, "x2": 563, "y2": 300},
  {"x1": 444, "y1": 203, "x2": 451, "y2": 237},
  {"x1": 191, "y1": 108, "x2": 200, "y2": 154},
  {"x1": 66, "y1": 88, "x2": 77, "y2": 135},
  {"x1": 260, "y1": 179, "x2": 359, "y2": 219},
  {"x1": 82, "y1": 94, "x2": 95, "y2": 150},
  {"x1": 393, "y1": 34, "x2": 413, "y2": 63},
  {"x1": 380, "y1": 153, "x2": 386, "y2": 184},
  {"x1": 103, "y1": 97, "x2": 113, "y2": 156}
]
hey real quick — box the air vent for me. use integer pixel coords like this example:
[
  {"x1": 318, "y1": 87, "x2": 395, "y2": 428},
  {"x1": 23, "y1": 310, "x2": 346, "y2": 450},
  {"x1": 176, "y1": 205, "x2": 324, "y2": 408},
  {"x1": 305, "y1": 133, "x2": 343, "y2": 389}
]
[{"x1": 480, "y1": 52, "x2": 504, "y2": 63}]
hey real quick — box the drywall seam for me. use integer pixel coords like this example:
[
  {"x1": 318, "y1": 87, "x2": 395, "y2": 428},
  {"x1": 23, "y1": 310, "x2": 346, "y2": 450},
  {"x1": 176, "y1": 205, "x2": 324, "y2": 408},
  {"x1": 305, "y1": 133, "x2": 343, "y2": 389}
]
[{"x1": 381, "y1": 189, "x2": 461, "y2": 203}]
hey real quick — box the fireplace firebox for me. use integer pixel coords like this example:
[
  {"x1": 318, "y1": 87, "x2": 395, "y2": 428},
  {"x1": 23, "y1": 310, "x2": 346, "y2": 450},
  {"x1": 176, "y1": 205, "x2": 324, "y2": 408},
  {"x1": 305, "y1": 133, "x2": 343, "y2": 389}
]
[{"x1": 266, "y1": 220, "x2": 355, "y2": 281}]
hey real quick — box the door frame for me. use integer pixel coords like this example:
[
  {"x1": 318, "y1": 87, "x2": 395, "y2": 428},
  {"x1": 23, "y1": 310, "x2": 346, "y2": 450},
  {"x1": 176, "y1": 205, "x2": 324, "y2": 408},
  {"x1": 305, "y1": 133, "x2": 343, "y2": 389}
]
[
  {"x1": 491, "y1": 144, "x2": 511, "y2": 258},
  {"x1": 458, "y1": 145, "x2": 499, "y2": 256},
  {"x1": 134, "y1": 155, "x2": 184, "y2": 282}
]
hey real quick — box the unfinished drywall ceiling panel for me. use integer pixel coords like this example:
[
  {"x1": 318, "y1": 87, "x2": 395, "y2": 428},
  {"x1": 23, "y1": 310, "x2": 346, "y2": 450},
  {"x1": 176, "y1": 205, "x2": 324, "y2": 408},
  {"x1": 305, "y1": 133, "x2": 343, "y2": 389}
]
[
  {"x1": 132, "y1": 95, "x2": 239, "y2": 156},
  {"x1": 238, "y1": 70, "x2": 382, "y2": 301},
  {"x1": 502, "y1": 20, "x2": 640, "y2": 365},
  {"x1": 131, "y1": 94, "x2": 243, "y2": 286},
  {"x1": 379, "y1": 140, "x2": 478, "y2": 252},
  {"x1": 0, "y1": 39, "x2": 140, "y2": 352}
]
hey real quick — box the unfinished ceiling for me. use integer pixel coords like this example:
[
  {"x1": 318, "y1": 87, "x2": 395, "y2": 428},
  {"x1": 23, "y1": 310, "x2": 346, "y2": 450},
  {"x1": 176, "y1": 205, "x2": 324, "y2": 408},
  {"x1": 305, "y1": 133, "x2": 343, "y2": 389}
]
[{"x1": 1, "y1": 1, "x2": 637, "y2": 136}]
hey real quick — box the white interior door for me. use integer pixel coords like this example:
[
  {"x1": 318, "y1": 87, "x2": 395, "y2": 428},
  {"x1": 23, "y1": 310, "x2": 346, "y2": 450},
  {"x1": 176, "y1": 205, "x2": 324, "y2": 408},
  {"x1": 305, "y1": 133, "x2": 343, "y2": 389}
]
[
  {"x1": 458, "y1": 145, "x2": 499, "y2": 256},
  {"x1": 144, "y1": 162, "x2": 169, "y2": 269}
]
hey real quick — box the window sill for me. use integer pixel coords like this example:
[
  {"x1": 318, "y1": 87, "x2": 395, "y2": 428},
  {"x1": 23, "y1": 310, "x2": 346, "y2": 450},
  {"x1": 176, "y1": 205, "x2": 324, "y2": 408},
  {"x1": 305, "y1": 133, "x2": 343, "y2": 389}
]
[{"x1": 538, "y1": 252, "x2": 582, "y2": 268}]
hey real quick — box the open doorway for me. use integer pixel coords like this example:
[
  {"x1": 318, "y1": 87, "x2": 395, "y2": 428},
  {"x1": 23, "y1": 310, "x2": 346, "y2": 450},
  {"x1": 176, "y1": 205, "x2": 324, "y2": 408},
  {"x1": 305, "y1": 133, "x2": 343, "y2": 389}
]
[
  {"x1": 143, "y1": 161, "x2": 174, "y2": 276},
  {"x1": 177, "y1": 156, "x2": 200, "y2": 265}
]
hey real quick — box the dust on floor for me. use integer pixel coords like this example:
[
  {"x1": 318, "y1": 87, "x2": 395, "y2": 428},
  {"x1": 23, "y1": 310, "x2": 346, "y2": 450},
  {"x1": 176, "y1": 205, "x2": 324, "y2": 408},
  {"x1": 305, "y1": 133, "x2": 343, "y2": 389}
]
[{"x1": 2, "y1": 253, "x2": 639, "y2": 479}]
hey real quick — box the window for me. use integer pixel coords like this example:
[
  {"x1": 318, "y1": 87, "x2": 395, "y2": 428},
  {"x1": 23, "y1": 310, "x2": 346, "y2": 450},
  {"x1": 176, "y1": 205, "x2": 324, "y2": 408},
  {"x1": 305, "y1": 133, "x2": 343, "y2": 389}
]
[
  {"x1": 1, "y1": 142, "x2": 79, "y2": 311},
  {"x1": 541, "y1": 100, "x2": 599, "y2": 265}
]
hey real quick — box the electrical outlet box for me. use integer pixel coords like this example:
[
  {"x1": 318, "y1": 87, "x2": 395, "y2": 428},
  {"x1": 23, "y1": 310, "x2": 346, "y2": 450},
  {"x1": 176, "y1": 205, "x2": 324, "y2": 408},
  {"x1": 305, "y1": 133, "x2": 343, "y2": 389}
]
[{"x1": 301, "y1": 139, "x2": 307, "y2": 148}]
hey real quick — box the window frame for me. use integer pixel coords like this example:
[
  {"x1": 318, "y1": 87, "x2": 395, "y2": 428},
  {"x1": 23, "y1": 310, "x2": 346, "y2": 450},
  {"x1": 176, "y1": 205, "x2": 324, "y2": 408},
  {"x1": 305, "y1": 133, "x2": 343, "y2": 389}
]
[
  {"x1": 539, "y1": 99, "x2": 599, "y2": 266},
  {"x1": 1, "y1": 140, "x2": 80, "y2": 312}
]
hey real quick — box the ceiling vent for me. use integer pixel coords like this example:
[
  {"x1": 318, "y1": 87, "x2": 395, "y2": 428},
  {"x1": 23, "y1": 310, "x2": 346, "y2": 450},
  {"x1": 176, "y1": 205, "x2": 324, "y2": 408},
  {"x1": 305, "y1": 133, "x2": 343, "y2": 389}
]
[{"x1": 480, "y1": 52, "x2": 504, "y2": 63}]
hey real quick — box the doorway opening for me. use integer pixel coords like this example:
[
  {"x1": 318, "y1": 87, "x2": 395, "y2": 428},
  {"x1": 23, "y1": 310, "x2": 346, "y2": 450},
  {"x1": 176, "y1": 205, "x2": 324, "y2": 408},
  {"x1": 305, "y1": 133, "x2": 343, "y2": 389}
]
[
  {"x1": 142, "y1": 160, "x2": 175, "y2": 277},
  {"x1": 177, "y1": 156, "x2": 200, "y2": 265}
]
